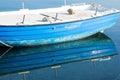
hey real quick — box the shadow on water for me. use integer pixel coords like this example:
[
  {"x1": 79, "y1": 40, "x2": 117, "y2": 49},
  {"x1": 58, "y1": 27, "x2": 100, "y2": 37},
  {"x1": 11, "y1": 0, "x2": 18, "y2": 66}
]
[{"x1": 0, "y1": 32, "x2": 118, "y2": 78}]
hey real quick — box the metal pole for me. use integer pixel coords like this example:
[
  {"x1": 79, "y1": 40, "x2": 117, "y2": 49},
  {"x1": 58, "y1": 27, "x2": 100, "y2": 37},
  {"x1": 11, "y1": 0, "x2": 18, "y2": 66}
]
[
  {"x1": 64, "y1": 0, "x2": 67, "y2": 6},
  {"x1": 22, "y1": 2, "x2": 25, "y2": 9},
  {"x1": 94, "y1": 7, "x2": 98, "y2": 15}
]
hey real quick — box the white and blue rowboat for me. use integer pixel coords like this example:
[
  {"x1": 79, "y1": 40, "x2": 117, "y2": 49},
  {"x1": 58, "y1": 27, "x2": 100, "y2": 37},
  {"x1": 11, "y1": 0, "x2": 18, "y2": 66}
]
[{"x1": 0, "y1": 3, "x2": 120, "y2": 47}]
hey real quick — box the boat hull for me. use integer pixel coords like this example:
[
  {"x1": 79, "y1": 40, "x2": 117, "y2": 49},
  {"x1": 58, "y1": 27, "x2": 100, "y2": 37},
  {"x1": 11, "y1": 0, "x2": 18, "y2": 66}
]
[{"x1": 0, "y1": 12, "x2": 120, "y2": 47}]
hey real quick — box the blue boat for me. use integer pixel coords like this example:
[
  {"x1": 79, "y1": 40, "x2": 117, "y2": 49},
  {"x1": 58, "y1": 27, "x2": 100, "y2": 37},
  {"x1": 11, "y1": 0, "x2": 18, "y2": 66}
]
[
  {"x1": 0, "y1": 33, "x2": 118, "y2": 75},
  {"x1": 0, "y1": 3, "x2": 119, "y2": 47}
]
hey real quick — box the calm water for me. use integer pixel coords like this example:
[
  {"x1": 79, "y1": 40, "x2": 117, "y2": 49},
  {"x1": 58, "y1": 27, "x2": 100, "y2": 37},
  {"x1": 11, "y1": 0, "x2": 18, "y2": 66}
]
[{"x1": 0, "y1": 0, "x2": 120, "y2": 80}]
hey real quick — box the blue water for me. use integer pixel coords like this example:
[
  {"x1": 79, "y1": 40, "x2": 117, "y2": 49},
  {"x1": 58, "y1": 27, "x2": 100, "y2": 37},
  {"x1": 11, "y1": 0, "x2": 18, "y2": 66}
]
[{"x1": 0, "y1": 0, "x2": 120, "y2": 80}]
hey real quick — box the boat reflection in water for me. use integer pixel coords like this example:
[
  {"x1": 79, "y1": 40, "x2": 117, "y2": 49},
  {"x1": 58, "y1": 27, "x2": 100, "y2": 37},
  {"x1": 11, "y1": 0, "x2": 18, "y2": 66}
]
[{"x1": 0, "y1": 32, "x2": 118, "y2": 76}]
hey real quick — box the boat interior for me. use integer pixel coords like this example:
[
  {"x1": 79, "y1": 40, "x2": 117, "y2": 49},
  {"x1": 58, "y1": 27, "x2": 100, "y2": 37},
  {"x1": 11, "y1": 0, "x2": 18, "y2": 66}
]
[{"x1": 0, "y1": 3, "x2": 118, "y2": 26}]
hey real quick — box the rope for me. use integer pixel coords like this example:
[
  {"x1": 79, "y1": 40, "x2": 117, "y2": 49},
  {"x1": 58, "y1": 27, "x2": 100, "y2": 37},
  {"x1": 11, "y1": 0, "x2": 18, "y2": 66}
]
[
  {"x1": 0, "y1": 47, "x2": 12, "y2": 58},
  {"x1": 0, "y1": 41, "x2": 13, "y2": 48},
  {"x1": 0, "y1": 41, "x2": 13, "y2": 58}
]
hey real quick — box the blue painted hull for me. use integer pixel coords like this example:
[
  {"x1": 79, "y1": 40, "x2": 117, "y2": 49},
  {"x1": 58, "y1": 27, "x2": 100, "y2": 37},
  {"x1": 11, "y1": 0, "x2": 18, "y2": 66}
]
[
  {"x1": 0, "y1": 33, "x2": 117, "y2": 75},
  {"x1": 0, "y1": 12, "x2": 120, "y2": 46}
]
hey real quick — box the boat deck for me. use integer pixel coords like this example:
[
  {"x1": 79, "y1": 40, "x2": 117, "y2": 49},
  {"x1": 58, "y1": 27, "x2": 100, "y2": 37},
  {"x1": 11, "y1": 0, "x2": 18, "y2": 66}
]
[
  {"x1": 0, "y1": 4, "x2": 118, "y2": 26},
  {"x1": 0, "y1": 11, "x2": 97, "y2": 25}
]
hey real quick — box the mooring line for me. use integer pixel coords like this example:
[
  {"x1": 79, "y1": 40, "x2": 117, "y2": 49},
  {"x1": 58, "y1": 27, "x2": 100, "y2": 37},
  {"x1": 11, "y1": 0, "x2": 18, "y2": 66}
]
[
  {"x1": 0, "y1": 41, "x2": 13, "y2": 48},
  {"x1": 0, "y1": 41, "x2": 13, "y2": 58}
]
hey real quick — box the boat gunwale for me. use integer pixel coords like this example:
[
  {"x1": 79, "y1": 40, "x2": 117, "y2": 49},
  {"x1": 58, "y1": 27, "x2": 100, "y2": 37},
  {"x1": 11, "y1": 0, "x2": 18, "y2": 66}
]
[{"x1": 0, "y1": 12, "x2": 119, "y2": 27}]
